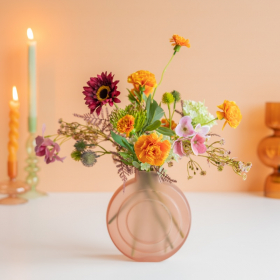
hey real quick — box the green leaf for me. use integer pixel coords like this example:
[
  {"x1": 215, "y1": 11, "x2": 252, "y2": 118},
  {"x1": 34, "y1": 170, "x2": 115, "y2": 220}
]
[
  {"x1": 134, "y1": 90, "x2": 142, "y2": 102},
  {"x1": 156, "y1": 127, "x2": 176, "y2": 136},
  {"x1": 146, "y1": 94, "x2": 151, "y2": 117},
  {"x1": 142, "y1": 92, "x2": 147, "y2": 102},
  {"x1": 111, "y1": 131, "x2": 130, "y2": 149},
  {"x1": 118, "y1": 152, "x2": 132, "y2": 161},
  {"x1": 128, "y1": 94, "x2": 136, "y2": 103},
  {"x1": 121, "y1": 159, "x2": 134, "y2": 166},
  {"x1": 145, "y1": 120, "x2": 161, "y2": 132},
  {"x1": 122, "y1": 140, "x2": 134, "y2": 154},
  {"x1": 132, "y1": 161, "x2": 140, "y2": 168},
  {"x1": 141, "y1": 94, "x2": 152, "y2": 131},
  {"x1": 127, "y1": 89, "x2": 138, "y2": 104},
  {"x1": 152, "y1": 106, "x2": 164, "y2": 122},
  {"x1": 149, "y1": 100, "x2": 164, "y2": 123}
]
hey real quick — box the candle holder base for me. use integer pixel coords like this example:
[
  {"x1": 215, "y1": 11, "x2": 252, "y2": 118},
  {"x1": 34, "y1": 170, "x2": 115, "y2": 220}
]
[
  {"x1": 21, "y1": 132, "x2": 44, "y2": 200},
  {"x1": 19, "y1": 189, "x2": 47, "y2": 200},
  {"x1": 0, "y1": 180, "x2": 30, "y2": 205},
  {"x1": 0, "y1": 195, "x2": 28, "y2": 205},
  {"x1": 264, "y1": 173, "x2": 280, "y2": 199}
]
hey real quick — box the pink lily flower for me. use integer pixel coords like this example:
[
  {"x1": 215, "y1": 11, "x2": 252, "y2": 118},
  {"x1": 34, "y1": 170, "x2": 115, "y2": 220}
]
[
  {"x1": 35, "y1": 124, "x2": 65, "y2": 164},
  {"x1": 191, "y1": 133, "x2": 207, "y2": 156},
  {"x1": 175, "y1": 116, "x2": 195, "y2": 138}
]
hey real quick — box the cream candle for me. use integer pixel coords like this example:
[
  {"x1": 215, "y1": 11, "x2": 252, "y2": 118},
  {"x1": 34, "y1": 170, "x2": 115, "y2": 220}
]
[
  {"x1": 8, "y1": 87, "x2": 20, "y2": 179},
  {"x1": 27, "y1": 28, "x2": 37, "y2": 133}
]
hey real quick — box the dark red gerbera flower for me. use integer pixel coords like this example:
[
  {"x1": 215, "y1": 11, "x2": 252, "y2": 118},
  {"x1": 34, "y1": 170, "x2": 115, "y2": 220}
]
[{"x1": 83, "y1": 72, "x2": 121, "y2": 115}]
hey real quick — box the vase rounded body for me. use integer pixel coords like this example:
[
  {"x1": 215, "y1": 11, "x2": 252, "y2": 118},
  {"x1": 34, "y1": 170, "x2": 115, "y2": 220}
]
[
  {"x1": 258, "y1": 135, "x2": 280, "y2": 198},
  {"x1": 106, "y1": 171, "x2": 191, "y2": 262},
  {"x1": 257, "y1": 102, "x2": 280, "y2": 198}
]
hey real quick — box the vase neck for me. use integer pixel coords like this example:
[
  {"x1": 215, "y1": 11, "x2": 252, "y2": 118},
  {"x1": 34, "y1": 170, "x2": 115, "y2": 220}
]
[{"x1": 135, "y1": 171, "x2": 159, "y2": 185}]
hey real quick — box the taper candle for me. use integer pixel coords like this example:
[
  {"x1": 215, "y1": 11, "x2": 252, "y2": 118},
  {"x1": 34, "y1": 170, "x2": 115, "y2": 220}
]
[
  {"x1": 8, "y1": 86, "x2": 20, "y2": 179},
  {"x1": 27, "y1": 28, "x2": 37, "y2": 133}
]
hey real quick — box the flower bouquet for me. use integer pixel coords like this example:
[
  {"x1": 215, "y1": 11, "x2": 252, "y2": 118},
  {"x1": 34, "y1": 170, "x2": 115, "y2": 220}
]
[{"x1": 35, "y1": 35, "x2": 251, "y2": 262}]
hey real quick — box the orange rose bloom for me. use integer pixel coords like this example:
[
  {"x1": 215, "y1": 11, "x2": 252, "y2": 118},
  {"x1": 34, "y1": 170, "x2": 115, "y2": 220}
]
[
  {"x1": 117, "y1": 115, "x2": 135, "y2": 137},
  {"x1": 134, "y1": 133, "x2": 171, "y2": 166},
  {"x1": 170, "y1": 34, "x2": 190, "y2": 48},
  {"x1": 161, "y1": 118, "x2": 177, "y2": 130},
  {"x1": 127, "y1": 70, "x2": 157, "y2": 96},
  {"x1": 216, "y1": 100, "x2": 242, "y2": 130}
]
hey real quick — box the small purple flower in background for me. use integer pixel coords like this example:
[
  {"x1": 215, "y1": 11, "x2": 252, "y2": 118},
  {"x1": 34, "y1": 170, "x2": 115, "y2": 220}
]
[
  {"x1": 173, "y1": 140, "x2": 186, "y2": 157},
  {"x1": 35, "y1": 124, "x2": 65, "y2": 164},
  {"x1": 191, "y1": 134, "x2": 207, "y2": 156},
  {"x1": 175, "y1": 116, "x2": 195, "y2": 138}
]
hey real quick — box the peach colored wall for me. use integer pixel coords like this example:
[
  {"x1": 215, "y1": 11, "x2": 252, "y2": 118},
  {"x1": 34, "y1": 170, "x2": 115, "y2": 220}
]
[{"x1": 0, "y1": 0, "x2": 279, "y2": 192}]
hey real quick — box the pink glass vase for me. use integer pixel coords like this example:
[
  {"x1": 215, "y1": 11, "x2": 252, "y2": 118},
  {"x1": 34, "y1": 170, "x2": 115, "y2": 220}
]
[{"x1": 106, "y1": 171, "x2": 191, "y2": 262}]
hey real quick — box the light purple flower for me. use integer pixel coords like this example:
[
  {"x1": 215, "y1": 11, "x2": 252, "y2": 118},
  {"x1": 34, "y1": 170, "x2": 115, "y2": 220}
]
[
  {"x1": 191, "y1": 134, "x2": 207, "y2": 156},
  {"x1": 175, "y1": 116, "x2": 195, "y2": 138},
  {"x1": 35, "y1": 124, "x2": 65, "y2": 164}
]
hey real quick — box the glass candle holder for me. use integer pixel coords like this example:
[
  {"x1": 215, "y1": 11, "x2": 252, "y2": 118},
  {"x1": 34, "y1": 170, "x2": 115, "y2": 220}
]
[{"x1": 258, "y1": 102, "x2": 280, "y2": 198}]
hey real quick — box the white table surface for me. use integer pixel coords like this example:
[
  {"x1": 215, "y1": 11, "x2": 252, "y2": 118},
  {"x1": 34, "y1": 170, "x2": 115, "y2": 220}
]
[{"x1": 0, "y1": 192, "x2": 280, "y2": 280}]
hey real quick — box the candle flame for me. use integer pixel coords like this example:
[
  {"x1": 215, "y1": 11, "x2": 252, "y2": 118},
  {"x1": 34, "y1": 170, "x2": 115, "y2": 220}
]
[
  {"x1": 27, "y1": 28, "x2": 34, "y2": 40},
  {"x1": 13, "y1": 86, "x2": 18, "y2": 101}
]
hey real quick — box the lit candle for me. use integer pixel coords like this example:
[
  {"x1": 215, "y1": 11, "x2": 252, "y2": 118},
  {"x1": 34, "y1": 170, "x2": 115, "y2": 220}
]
[
  {"x1": 27, "y1": 28, "x2": 37, "y2": 133},
  {"x1": 8, "y1": 86, "x2": 20, "y2": 179}
]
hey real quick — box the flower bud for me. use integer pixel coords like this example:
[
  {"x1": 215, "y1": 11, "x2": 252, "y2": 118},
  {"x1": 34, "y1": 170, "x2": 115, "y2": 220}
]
[
  {"x1": 71, "y1": 150, "x2": 82, "y2": 161},
  {"x1": 171, "y1": 90, "x2": 181, "y2": 102},
  {"x1": 74, "y1": 140, "x2": 87, "y2": 152},
  {"x1": 162, "y1": 92, "x2": 175, "y2": 104},
  {"x1": 81, "y1": 151, "x2": 98, "y2": 167},
  {"x1": 217, "y1": 166, "x2": 224, "y2": 171}
]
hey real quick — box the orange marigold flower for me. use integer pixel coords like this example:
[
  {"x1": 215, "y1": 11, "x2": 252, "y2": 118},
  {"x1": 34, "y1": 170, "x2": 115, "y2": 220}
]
[
  {"x1": 127, "y1": 70, "x2": 157, "y2": 96},
  {"x1": 161, "y1": 119, "x2": 177, "y2": 130},
  {"x1": 134, "y1": 133, "x2": 171, "y2": 166},
  {"x1": 170, "y1": 34, "x2": 191, "y2": 48},
  {"x1": 117, "y1": 115, "x2": 135, "y2": 137},
  {"x1": 216, "y1": 100, "x2": 242, "y2": 130}
]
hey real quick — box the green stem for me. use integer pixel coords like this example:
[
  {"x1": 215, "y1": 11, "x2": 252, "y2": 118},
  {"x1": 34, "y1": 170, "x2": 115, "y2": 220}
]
[
  {"x1": 201, "y1": 117, "x2": 218, "y2": 126},
  {"x1": 150, "y1": 189, "x2": 185, "y2": 239},
  {"x1": 171, "y1": 101, "x2": 176, "y2": 119},
  {"x1": 152, "y1": 53, "x2": 175, "y2": 100},
  {"x1": 194, "y1": 161, "x2": 203, "y2": 170},
  {"x1": 59, "y1": 137, "x2": 71, "y2": 146},
  {"x1": 96, "y1": 145, "x2": 108, "y2": 153},
  {"x1": 168, "y1": 103, "x2": 172, "y2": 129}
]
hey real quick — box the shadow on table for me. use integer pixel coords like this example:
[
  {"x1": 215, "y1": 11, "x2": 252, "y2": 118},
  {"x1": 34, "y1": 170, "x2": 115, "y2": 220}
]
[
  {"x1": 87, "y1": 254, "x2": 132, "y2": 262},
  {"x1": 247, "y1": 192, "x2": 264, "y2": 197},
  {"x1": 20, "y1": 241, "x2": 133, "y2": 262}
]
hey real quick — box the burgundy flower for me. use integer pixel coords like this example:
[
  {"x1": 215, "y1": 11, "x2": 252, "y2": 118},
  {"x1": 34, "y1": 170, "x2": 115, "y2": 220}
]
[
  {"x1": 83, "y1": 72, "x2": 121, "y2": 115},
  {"x1": 35, "y1": 124, "x2": 65, "y2": 164}
]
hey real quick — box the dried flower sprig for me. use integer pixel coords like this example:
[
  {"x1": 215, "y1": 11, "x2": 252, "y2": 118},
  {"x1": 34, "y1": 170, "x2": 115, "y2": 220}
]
[{"x1": 153, "y1": 166, "x2": 177, "y2": 184}]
